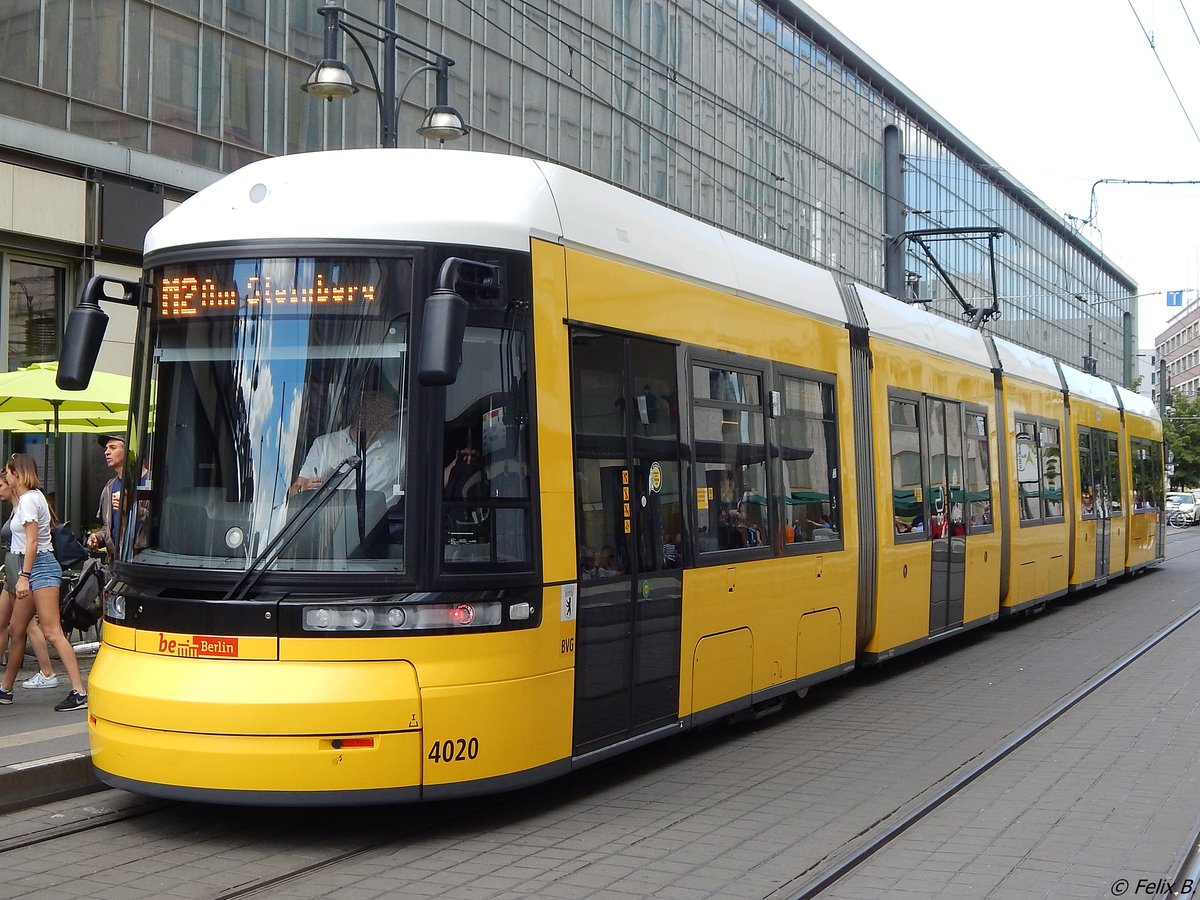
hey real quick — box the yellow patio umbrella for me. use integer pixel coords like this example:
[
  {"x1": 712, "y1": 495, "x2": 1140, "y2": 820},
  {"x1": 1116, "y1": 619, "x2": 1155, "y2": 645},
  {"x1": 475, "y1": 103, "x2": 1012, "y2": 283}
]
[
  {"x1": 0, "y1": 361, "x2": 131, "y2": 423},
  {"x1": 0, "y1": 411, "x2": 129, "y2": 433},
  {"x1": 0, "y1": 361, "x2": 132, "y2": 482}
]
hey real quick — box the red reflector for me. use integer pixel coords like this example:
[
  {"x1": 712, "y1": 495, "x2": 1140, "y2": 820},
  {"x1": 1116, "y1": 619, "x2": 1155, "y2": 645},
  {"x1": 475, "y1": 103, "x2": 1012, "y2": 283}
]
[
  {"x1": 451, "y1": 603, "x2": 475, "y2": 625},
  {"x1": 338, "y1": 738, "x2": 375, "y2": 749},
  {"x1": 89, "y1": 715, "x2": 97, "y2": 726}
]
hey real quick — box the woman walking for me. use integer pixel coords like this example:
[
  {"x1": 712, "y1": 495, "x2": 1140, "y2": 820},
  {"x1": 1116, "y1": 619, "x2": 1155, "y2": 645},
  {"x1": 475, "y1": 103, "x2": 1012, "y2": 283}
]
[
  {"x1": 0, "y1": 454, "x2": 87, "y2": 711},
  {"x1": 0, "y1": 468, "x2": 59, "y2": 688}
]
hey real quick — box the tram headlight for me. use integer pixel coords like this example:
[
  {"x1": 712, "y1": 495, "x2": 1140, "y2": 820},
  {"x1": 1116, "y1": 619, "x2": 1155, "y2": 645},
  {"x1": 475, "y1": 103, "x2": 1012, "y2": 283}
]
[
  {"x1": 300, "y1": 605, "x2": 377, "y2": 631},
  {"x1": 105, "y1": 593, "x2": 126, "y2": 622},
  {"x1": 306, "y1": 607, "x2": 334, "y2": 629},
  {"x1": 299, "y1": 600, "x2": 504, "y2": 632}
]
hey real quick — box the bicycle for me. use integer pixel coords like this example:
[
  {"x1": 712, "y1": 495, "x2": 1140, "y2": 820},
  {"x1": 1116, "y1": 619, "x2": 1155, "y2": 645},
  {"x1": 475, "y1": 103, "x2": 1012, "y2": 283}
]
[{"x1": 1167, "y1": 509, "x2": 1192, "y2": 528}]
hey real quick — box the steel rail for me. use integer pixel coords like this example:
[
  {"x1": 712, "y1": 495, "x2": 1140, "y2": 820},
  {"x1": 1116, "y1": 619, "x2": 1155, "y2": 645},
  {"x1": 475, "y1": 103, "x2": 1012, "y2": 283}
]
[{"x1": 784, "y1": 595, "x2": 1200, "y2": 899}]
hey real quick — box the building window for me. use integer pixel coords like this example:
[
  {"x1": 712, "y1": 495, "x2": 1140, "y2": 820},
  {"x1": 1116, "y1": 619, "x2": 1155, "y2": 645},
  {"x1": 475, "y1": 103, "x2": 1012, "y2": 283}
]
[{"x1": 7, "y1": 259, "x2": 62, "y2": 370}]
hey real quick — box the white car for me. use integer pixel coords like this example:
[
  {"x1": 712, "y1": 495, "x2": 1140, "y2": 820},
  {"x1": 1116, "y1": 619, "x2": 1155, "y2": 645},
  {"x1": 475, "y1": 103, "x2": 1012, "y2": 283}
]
[{"x1": 1166, "y1": 492, "x2": 1197, "y2": 525}]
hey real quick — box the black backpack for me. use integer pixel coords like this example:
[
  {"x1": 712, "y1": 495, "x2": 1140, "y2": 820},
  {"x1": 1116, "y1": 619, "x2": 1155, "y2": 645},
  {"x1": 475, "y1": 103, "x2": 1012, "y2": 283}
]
[{"x1": 60, "y1": 556, "x2": 107, "y2": 631}]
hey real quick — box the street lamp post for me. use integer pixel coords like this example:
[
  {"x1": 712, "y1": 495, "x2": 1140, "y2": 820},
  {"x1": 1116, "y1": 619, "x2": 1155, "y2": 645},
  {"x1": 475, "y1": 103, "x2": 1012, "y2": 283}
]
[
  {"x1": 1076, "y1": 294, "x2": 1134, "y2": 387},
  {"x1": 301, "y1": 3, "x2": 468, "y2": 148}
]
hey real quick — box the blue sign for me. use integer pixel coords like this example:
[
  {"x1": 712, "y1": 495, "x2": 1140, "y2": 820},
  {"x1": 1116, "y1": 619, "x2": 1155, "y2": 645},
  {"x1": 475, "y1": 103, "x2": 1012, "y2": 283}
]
[{"x1": 1167, "y1": 290, "x2": 1184, "y2": 307}]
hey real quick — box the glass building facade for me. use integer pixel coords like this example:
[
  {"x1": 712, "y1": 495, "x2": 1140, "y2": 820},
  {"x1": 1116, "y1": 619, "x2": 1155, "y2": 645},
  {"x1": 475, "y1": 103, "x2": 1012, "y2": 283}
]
[{"x1": 0, "y1": 0, "x2": 1135, "y2": 519}]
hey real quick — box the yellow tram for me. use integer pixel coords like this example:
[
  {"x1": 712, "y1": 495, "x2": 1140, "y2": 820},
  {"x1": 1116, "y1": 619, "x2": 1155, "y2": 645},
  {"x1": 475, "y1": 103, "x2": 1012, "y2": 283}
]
[{"x1": 59, "y1": 150, "x2": 1163, "y2": 804}]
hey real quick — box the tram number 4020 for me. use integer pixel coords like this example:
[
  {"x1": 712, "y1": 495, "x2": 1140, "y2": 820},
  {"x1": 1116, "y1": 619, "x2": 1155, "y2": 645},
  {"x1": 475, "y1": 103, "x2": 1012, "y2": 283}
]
[{"x1": 428, "y1": 737, "x2": 479, "y2": 763}]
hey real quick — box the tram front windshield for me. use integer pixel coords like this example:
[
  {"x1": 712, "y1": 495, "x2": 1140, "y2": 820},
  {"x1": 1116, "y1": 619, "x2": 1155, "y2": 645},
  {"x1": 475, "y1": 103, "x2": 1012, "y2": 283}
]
[{"x1": 137, "y1": 256, "x2": 412, "y2": 576}]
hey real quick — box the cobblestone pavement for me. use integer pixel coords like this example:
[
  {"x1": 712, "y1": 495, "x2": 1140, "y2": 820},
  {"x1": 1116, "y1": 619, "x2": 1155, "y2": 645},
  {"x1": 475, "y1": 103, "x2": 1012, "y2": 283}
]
[{"x1": 2, "y1": 535, "x2": 1198, "y2": 899}]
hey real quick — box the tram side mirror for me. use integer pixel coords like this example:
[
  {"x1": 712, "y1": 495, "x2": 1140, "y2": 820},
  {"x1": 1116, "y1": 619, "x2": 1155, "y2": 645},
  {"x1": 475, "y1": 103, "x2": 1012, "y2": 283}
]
[
  {"x1": 58, "y1": 276, "x2": 138, "y2": 390},
  {"x1": 418, "y1": 288, "x2": 469, "y2": 386}
]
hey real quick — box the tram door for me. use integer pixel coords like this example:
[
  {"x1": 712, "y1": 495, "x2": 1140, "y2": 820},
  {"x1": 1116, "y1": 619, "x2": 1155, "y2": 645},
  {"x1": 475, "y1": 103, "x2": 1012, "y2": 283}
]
[
  {"x1": 569, "y1": 330, "x2": 684, "y2": 756},
  {"x1": 926, "y1": 399, "x2": 966, "y2": 634},
  {"x1": 1093, "y1": 431, "x2": 1114, "y2": 579}
]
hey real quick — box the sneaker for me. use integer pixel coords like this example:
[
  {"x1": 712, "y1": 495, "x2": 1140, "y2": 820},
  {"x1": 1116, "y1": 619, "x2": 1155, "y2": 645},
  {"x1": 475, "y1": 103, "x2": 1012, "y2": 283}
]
[
  {"x1": 21, "y1": 672, "x2": 59, "y2": 689},
  {"x1": 0, "y1": 686, "x2": 12, "y2": 705},
  {"x1": 54, "y1": 690, "x2": 87, "y2": 712}
]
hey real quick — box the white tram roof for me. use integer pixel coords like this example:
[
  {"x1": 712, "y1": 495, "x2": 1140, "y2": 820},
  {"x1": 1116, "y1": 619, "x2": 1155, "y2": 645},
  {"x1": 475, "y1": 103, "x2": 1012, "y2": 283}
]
[
  {"x1": 1113, "y1": 384, "x2": 1159, "y2": 420},
  {"x1": 145, "y1": 149, "x2": 563, "y2": 257},
  {"x1": 145, "y1": 148, "x2": 848, "y2": 327},
  {"x1": 990, "y1": 336, "x2": 1062, "y2": 390},
  {"x1": 1057, "y1": 362, "x2": 1120, "y2": 409},
  {"x1": 852, "y1": 284, "x2": 992, "y2": 370}
]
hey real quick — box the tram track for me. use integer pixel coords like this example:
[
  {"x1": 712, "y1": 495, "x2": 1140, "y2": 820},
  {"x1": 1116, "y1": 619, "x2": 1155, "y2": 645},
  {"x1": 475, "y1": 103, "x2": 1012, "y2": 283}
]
[
  {"x1": 782, "y1": 590, "x2": 1200, "y2": 899},
  {"x1": 0, "y1": 796, "x2": 170, "y2": 854},
  {"x1": 207, "y1": 797, "x2": 502, "y2": 900}
]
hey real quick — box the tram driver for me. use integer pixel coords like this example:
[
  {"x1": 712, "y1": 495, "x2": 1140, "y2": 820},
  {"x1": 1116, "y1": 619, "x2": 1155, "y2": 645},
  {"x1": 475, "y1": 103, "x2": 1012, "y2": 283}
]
[{"x1": 290, "y1": 390, "x2": 404, "y2": 505}]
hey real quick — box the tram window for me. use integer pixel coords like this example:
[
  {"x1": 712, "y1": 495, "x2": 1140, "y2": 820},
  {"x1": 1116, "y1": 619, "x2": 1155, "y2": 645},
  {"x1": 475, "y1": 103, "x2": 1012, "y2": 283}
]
[
  {"x1": 889, "y1": 398, "x2": 924, "y2": 537},
  {"x1": 1149, "y1": 441, "x2": 1164, "y2": 509},
  {"x1": 1091, "y1": 431, "x2": 1108, "y2": 516},
  {"x1": 1078, "y1": 428, "x2": 1095, "y2": 518},
  {"x1": 965, "y1": 412, "x2": 992, "y2": 530},
  {"x1": 628, "y1": 340, "x2": 684, "y2": 573},
  {"x1": 692, "y1": 364, "x2": 768, "y2": 553},
  {"x1": 1131, "y1": 439, "x2": 1163, "y2": 510},
  {"x1": 1106, "y1": 435, "x2": 1122, "y2": 515},
  {"x1": 1015, "y1": 420, "x2": 1041, "y2": 522},
  {"x1": 1040, "y1": 424, "x2": 1063, "y2": 519},
  {"x1": 144, "y1": 254, "x2": 414, "y2": 574},
  {"x1": 777, "y1": 375, "x2": 840, "y2": 545},
  {"x1": 1131, "y1": 439, "x2": 1147, "y2": 510},
  {"x1": 440, "y1": 325, "x2": 532, "y2": 567}
]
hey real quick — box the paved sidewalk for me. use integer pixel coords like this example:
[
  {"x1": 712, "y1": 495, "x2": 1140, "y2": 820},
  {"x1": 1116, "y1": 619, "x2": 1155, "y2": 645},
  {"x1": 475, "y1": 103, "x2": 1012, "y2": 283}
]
[
  {"x1": 0, "y1": 642, "x2": 99, "y2": 812},
  {"x1": 821, "y1": 610, "x2": 1200, "y2": 899}
]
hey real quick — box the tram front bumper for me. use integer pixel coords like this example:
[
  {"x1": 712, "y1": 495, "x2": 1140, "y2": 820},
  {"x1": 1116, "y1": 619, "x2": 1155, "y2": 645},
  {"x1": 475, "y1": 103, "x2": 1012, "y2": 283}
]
[{"x1": 87, "y1": 642, "x2": 423, "y2": 798}]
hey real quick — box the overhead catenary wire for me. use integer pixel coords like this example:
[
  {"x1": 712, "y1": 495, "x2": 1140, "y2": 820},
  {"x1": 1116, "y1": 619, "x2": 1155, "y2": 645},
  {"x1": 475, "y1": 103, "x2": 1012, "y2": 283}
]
[
  {"x1": 1125, "y1": 0, "x2": 1200, "y2": 149},
  {"x1": 1180, "y1": 0, "x2": 1200, "y2": 52}
]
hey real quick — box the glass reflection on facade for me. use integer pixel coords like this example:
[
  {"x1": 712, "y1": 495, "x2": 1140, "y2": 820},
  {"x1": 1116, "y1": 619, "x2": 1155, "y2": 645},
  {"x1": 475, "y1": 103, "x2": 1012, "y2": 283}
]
[{"x1": 0, "y1": 0, "x2": 1132, "y2": 379}]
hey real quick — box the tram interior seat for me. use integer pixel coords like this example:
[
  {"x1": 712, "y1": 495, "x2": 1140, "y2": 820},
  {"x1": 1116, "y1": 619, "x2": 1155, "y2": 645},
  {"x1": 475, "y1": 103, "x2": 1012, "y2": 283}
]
[
  {"x1": 160, "y1": 487, "x2": 252, "y2": 558},
  {"x1": 280, "y1": 489, "x2": 389, "y2": 560},
  {"x1": 160, "y1": 487, "x2": 388, "y2": 560}
]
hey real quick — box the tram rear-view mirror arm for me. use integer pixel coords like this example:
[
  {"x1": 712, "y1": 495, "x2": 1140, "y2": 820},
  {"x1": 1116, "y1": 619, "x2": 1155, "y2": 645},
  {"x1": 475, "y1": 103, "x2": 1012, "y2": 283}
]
[
  {"x1": 58, "y1": 276, "x2": 140, "y2": 391},
  {"x1": 417, "y1": 258, "x2": 502, "y2": 387}
]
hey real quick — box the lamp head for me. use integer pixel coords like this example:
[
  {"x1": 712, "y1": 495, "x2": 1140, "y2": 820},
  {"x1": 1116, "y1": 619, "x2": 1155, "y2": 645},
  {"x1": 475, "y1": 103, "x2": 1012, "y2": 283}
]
[
  {"x1": 301, "y1": 59, "x2": 359, "y2": 100},
  {"x1": 417, "y1": 105, "x2": 469, "y2": 141}
]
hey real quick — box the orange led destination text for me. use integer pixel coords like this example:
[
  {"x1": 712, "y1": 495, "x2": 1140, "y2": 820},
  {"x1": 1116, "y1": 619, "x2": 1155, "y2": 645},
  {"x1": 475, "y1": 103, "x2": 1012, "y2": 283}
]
[{"x1": 159, "y1": 274, "x2": 377, "y2": 317}]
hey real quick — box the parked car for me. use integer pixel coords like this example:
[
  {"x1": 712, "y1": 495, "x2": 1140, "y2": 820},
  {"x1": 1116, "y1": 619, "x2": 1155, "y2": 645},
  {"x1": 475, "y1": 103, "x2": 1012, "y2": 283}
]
[{"x1": 1166, "y1": 492, "x2": 1197, "y2": 525}]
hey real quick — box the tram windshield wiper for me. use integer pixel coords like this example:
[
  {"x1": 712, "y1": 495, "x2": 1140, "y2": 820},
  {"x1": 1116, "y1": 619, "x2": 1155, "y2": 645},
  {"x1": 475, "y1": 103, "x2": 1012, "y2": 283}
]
[{"x1": 223, "y1": 455, "x2": 362, "y2": 601}]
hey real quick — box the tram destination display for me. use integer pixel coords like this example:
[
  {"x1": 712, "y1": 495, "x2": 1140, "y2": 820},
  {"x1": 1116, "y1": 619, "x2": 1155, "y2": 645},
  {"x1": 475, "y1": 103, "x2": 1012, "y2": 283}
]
[{"x1": 157, "y1": 269, "x2": 379, "y2": 319}]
